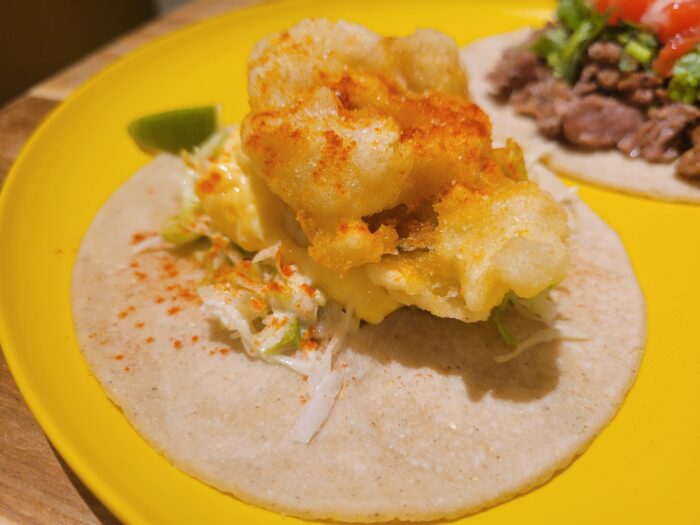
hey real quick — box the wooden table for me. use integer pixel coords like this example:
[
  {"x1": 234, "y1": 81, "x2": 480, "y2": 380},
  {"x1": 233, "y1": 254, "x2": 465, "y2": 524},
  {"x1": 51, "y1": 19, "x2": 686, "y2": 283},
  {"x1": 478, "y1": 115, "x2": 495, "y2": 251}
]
[{"x1": 0, "y1": 2, "x2": 260, "y2": 523}]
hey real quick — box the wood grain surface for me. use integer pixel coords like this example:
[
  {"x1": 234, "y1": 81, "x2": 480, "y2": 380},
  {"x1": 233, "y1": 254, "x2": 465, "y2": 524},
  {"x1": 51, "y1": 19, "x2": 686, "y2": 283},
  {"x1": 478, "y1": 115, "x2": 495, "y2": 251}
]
[{"x1": 0, "y1": 1, "x2": 260, "y2": 523}]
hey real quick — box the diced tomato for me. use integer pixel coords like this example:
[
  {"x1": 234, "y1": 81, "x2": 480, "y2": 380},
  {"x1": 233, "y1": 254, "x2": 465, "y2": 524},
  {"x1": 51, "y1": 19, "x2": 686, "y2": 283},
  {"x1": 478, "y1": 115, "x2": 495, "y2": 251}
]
[
  {"x1": 656, "y1": 1, "x2": 700, "y2": 43},
  {"x1": 596, "y1": 1, "x2": 700, "y2": 42},
  {"x1": 654, "y1": 31, "x2": 700, "y2": 77},
  {"x1": 594, "y1": 1, "x2": 700, "y2": 76},
  {"x1": 594, "y1": 0, "x2": 654, "y2": 24}
]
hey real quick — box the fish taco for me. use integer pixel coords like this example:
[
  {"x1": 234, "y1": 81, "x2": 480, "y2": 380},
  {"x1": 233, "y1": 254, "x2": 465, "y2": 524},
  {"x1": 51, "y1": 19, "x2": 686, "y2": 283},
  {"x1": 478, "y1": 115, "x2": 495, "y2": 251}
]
[{"x1": 72, "y1": 18, "x2": 646, "y2": 522}]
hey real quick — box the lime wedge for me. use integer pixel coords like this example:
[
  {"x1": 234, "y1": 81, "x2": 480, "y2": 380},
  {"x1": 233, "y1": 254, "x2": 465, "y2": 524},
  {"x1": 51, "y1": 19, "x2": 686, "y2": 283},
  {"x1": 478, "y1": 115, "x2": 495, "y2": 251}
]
[{"x1": 128, "y1": 105, "x2": 220, "y2": 154}]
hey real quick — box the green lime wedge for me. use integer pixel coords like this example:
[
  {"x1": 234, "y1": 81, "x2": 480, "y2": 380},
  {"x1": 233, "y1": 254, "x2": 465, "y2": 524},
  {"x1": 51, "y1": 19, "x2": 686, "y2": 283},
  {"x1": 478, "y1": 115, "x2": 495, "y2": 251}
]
[{"x1": 128, "y1": 105, "x2": 220, "y2": 154}]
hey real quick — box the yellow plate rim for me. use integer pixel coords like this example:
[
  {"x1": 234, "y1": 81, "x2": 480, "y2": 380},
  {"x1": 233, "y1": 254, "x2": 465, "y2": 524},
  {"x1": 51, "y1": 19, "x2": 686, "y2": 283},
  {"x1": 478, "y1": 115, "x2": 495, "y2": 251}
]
[{"x1": 5, "y1": 2, "x2": 673, "y2": 524}]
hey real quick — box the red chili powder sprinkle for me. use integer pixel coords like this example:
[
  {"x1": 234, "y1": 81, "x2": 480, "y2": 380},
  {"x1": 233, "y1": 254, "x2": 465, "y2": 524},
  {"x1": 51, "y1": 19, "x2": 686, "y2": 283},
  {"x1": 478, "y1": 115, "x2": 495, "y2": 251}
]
[
  {"x1": 301, "y1": 340, "x2": 318, "y2": 351},
  {"x1": 145, "y1": 336, "x2": 154, "y2": 344},
  {"x1": 134, "y1": 271, "x2": 147, "y2": 281},
  {"x1": 135, "y1": 322, "x2": 144, "y2": 329},
  {"x1": 218, "y1": 347, "x2": 230, "y2": 356},
  {"x1": 114, "y1": 354, "x2": 124, "y2": 361},
  {"x1": 170, "y1": 284, "x2": 199, "y2": 303},
  {"x1": 301, "y1": 284, "x2": 316, "y2": 297},
  {"x1": 167, "y1": 306, "x2": 181, "y2": 316},
  {"x1": 267, "y1": 281, "x2": 285, "y2": 293},
  {"x1": 191, "y1": 335, "x2": 200, "y2": 343},
  {"x1": 131, "y1": 232, "x2": 146, "y2": 244},
  {"x1": 211, "y1": 237, "x2": 226, "y2": 250},
  {"x1": 154, "y1": 296, "x2": 166, "y2": 304},
  {"x1": 270, "y1": 316, "x2": 288, "y2": 330},
  {"x1": 197, "y1": 171, "x2": 222, "y2": 194},
  {"x1": 173, "y1": 340, "x2": 183, "y2": 350},
  {"x1": 274, "y1": 251, "x2": 294, "y2": 277},
  {"x1": 251, "y1": 298, "x2": 265, "y2": 311},
  {"x1": 161, "y1": 261, "x2": 179, "y2": 279},
  {"x1": 130, "y1": 231, "x2": 156, "y2": 245}
]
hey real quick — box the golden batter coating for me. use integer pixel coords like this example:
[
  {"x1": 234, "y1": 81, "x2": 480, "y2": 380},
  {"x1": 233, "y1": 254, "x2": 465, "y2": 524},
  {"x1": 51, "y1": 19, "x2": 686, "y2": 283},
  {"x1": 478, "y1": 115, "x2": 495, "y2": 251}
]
[
  {"x1": 246, "y1": 18, "x2": 468, "y2": 111},
  {"x1": 227, "y1": 19, "x2": 569, "y2": 321}
]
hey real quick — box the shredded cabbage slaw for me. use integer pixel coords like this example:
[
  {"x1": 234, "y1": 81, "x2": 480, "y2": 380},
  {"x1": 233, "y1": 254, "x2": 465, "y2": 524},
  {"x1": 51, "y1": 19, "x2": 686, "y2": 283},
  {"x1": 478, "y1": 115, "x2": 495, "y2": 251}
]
[{"x1": 157, "y1": 138, "x2": 359, "y2": 442}]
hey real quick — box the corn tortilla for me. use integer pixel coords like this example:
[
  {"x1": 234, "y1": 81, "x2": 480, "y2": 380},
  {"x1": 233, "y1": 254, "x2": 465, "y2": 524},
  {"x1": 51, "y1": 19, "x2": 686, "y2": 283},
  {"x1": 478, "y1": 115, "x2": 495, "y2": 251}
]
[{"x1": 72, "y1": 154, "x2": 646, "y2": 521}]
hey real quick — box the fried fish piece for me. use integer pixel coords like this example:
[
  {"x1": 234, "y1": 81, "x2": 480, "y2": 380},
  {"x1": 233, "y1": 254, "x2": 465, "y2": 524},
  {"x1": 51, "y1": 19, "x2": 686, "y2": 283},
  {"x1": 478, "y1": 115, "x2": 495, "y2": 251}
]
[
  {"x1": 234, "y1": 18, "x2": 569, "y2": 322},
  {"x1": 246, "y1": 18, "x2": 467, "y2": 111},
  {"x1": 243, "y1": 18, "x2": 470, "y2": 224},
  {"x1": 367, "y1": 178, "x2": 570, "y2": 322}
]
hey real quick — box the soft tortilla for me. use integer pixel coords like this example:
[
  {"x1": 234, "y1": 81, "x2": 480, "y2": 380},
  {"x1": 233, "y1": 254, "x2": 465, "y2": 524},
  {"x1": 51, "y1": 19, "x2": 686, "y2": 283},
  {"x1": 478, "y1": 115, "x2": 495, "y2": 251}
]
[
  {"x1": 461, "y1": 29, "x2": 700, "y2": 204},
  {"x1": 72, "y1": 155, "x2": 646, "y2": 522}
]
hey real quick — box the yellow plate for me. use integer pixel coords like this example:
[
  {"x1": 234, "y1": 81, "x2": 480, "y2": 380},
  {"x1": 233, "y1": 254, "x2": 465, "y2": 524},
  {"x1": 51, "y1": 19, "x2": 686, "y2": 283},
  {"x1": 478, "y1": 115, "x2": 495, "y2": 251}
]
[{"x1": 1, "y1": 1, "x2": 698, "y2": 523}]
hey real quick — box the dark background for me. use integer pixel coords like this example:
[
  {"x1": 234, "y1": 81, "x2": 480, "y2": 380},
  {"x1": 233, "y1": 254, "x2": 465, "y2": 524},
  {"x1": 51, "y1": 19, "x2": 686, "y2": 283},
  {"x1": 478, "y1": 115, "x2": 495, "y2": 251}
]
[{"x1": 0, "y1": 1, "x2": 185, "y2": 106}]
